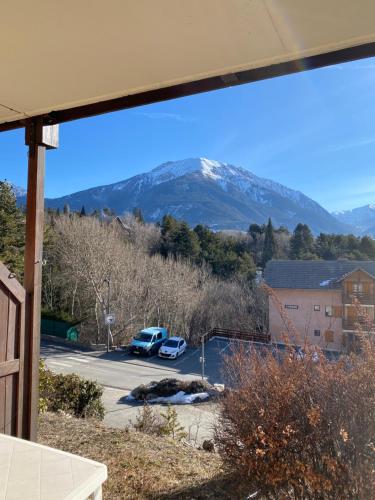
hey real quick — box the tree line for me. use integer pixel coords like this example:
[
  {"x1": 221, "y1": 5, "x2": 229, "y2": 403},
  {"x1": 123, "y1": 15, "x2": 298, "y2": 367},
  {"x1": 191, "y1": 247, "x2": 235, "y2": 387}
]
[{"x1": 249, "y1": 219, "x2": 375, "y2": 265}]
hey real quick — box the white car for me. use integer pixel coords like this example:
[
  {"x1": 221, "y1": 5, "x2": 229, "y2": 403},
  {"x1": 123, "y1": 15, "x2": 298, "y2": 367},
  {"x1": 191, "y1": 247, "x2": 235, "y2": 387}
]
[{"x1": 158, "y1": 336, "x2": 187, "y2": 359}]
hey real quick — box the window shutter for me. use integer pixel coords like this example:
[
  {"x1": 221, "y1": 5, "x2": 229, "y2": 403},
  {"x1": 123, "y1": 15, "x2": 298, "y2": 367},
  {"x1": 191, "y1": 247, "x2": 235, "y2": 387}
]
[
  {"x1": 325, "y1": 330, "x2": 334, "y2": 343},
  {"x1": 332, "y1": 306, "x2": 342, "y2": 318}
]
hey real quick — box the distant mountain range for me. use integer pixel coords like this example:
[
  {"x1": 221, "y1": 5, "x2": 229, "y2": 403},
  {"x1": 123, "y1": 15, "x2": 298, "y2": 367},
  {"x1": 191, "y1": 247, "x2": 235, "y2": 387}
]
[
  {"x1": 333, "y1": 204, "x2": 375, "y2": 236},
  {"x1": 13, "y1": 157, "x2": 357, "y2": 234}
]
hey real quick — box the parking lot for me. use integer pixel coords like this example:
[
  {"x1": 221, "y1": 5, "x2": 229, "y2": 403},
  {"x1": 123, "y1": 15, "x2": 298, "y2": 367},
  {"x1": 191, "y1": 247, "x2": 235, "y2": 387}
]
[
  {"x1": 41, "y1": 336, "x2": 234, "y2": 389},
  {"x1": 41, "y1": 338, "x2": 230, "y2": 444}
]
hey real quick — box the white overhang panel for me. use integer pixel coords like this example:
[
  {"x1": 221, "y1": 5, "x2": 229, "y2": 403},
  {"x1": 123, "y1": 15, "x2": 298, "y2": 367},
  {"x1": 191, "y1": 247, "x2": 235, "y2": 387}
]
[{"x1": 1, "y1": 0, "x2": 375, "y2": 124}]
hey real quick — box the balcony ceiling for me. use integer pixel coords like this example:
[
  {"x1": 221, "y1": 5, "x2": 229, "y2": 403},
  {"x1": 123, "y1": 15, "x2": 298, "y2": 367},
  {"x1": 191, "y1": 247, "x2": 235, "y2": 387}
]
[{"x1": 1, "y1": 0, "x2": 375, "y2": 126}]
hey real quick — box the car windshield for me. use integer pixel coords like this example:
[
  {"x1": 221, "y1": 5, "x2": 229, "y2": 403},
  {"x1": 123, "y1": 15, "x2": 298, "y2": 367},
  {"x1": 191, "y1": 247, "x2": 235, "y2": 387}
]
[
  {"x1": 164, "y1": 339, "x2": 178, "y2": 348},
  {"x1": 134, "y1": 332, "x2": 153, "y2": 342}
]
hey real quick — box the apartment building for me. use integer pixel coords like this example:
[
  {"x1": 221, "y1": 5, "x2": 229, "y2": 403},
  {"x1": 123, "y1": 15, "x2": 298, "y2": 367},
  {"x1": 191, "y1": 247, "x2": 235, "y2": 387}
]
[{"x1": 264, "y1": 260, "x2": 375, "y2": 353}]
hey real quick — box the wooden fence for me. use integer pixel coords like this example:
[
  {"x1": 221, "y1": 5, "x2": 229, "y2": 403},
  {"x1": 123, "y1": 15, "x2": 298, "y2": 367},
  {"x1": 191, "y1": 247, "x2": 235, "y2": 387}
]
[{"x1": 0, "y1": 262, "x2": 25, "y2": 437}]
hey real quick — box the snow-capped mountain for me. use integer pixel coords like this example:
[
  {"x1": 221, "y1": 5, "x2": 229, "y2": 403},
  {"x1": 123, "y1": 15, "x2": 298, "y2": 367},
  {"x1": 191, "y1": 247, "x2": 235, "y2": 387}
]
[
  {"x1": 18, "y1": 158, "x2": 349, "y2": 233},
  {"x1": 9, "y1": 184, "x2": 27, "y2": 198},
  {"x1": 333, "y1": 204, "x2": 375, "y2": 236}
]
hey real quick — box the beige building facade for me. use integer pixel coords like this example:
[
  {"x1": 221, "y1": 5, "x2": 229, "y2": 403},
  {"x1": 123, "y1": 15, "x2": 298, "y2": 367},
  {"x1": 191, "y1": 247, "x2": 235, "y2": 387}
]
[{"x1": 264, "y1": 261, "x2": 375, "y2": 353}]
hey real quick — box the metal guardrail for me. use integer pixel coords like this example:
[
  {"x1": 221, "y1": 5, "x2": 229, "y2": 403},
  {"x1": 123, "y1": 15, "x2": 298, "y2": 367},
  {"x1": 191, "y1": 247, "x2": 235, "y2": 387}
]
[{"x1": 201, "y1": 327, "x2": 270, "y2": 344}]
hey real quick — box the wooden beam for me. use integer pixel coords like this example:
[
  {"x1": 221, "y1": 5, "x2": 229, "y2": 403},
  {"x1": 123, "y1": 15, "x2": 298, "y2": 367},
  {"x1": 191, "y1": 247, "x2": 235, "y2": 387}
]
[
  {"x1": 25, "y1": 121, "x2": 59, "y2": 150},
  {"x1": 0, "y1": 359, "x2": 20, "y2": 378},
  {"x1": 1, "y1": 40, "x2": 375, "y2": 133},
  {"x1": 23, "y1": 118, "x2": 47, "y2": 441}
]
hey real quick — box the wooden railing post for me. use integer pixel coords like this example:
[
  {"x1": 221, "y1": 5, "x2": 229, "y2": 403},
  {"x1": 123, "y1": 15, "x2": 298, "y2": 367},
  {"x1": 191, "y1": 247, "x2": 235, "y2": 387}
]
[{"x1": 23, "y1": 118, "x2": 58, "y2": 441}]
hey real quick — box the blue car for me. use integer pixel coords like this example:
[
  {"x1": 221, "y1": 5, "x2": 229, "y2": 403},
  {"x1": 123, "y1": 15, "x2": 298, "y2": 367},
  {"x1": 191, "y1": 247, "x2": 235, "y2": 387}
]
[{"x1": 130, "y1": 327, "x2": 168, "y2": 356}]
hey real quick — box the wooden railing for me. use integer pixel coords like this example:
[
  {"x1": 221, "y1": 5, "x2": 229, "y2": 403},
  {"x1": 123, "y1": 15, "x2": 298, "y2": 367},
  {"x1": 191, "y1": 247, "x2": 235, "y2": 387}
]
[
  {"x1": 202, "y1": 327, "x2": 271, "y2": 344},
  {"x1": 343, "y1": 292, "x2": 375, "y2": 305},
  {"x1": 342, "y1": 319, "x2": 374, "y2": 331}
]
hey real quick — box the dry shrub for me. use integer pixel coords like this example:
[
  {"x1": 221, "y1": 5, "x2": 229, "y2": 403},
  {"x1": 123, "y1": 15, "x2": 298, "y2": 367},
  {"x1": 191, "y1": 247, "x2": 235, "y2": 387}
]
[
  {"x1": 39, "y1": 360, "x2": 105, "y2": 420},
  {"x1": 215, "y1": 341, "x2": 375, "y2": 499},
  {"x1": 133, "y1": 403, "x2": 164, "y2": 435},
  {"x1": 133, "y1": 403, "x2": 187, "y2": 441}
]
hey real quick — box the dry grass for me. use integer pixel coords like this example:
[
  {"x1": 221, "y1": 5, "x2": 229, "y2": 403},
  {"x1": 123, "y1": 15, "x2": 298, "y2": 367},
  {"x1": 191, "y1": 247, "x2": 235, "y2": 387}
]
[{"x1": 39, "y1": 412, "x2": 232, "y2": 500}]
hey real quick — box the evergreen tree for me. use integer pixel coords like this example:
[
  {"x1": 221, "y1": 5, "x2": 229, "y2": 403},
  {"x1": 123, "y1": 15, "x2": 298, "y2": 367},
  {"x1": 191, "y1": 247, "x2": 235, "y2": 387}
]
[
  {"x1": 248, "y1": 223, "x2": 263, "y2": 241},
  {"x1": 261, "y1": 218, "x2": 277, "y2": 267},
  {"x1": 79, "y1": 205, "x2": 86, "y2": 217},
  {"x1": 359, "y1": 236, "x2": 375, "y2": 259},
  {"x1": 159, "y1": 215, "x2": 179, "y2": 257},
  {"x1": 289, "y1": 223, "x2": 315, "y2": 259},
  {"x1": 194, "y1": 224, "x2": 219, "y2": 264},
  {"x1": 160, "y1": 214, "x2": 178, "y2": 236},
  {"x1": 133, "y1": 207, "x2": 145, "y2": 224},
  {"x1": 102, "y1": 207, "x2": 115, "y2": 216},
  {"x1": 0, "y1": 181, "x2": 25, "y2": 277},
  {"x1": 172, "y1": 222, "x2": 200, "y2": 260}
]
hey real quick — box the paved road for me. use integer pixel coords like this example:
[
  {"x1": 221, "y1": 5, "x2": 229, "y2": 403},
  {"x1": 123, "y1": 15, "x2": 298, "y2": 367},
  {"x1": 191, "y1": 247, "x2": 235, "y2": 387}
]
[{"x1": 41, "y1": 339, "x2": 223, "y2": 444}]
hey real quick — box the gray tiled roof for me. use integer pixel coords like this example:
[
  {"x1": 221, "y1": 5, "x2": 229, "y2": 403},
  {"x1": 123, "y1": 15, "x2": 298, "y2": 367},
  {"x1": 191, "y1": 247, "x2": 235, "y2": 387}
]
[{"x1": 264, "y1": 260, "x2": 375, "y2": 290}]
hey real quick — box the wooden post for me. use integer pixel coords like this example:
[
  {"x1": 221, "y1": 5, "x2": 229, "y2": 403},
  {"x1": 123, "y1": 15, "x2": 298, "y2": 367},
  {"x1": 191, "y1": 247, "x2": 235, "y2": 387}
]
[{"x1": 23, "y1": 117, "x2": 58, "y2": 441}]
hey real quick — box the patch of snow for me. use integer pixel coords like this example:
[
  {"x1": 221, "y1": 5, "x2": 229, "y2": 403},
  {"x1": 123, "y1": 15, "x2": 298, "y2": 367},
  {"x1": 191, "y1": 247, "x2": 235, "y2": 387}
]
[
  {"x1": 150, "y1": 208, "x2": 162, "y2": 220},
  {"x1": 147, "y1": 391, "x2": 210, "y2": 404},
  {"x1": 11, "y1": 184, "x2": 27, "y2": 197},
  {"x1": 112, "y1": 181, "x2": 128, "y2": 191},
  {"x1": 319, "y1": 280, "x2": 331, "y2": 287}
]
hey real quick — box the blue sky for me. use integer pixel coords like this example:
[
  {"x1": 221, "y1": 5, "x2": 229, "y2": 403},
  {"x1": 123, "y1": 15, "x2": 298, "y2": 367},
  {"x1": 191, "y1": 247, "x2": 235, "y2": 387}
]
[{"x1": 2, "y1": 57, "x2": 375, "y2": 212}]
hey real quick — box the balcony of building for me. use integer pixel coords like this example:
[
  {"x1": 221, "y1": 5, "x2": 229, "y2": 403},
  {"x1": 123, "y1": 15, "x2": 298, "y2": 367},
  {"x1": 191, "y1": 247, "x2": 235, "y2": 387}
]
[{"x1": 343, "y1": 291, "x2": 375, "y2": 306}]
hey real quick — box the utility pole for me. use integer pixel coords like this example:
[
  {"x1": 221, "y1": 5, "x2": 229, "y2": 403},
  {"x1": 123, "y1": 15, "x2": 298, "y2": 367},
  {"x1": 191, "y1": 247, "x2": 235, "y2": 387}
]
[{"x1": 201, "y1": 335, "x2": 205, "y2": 380}]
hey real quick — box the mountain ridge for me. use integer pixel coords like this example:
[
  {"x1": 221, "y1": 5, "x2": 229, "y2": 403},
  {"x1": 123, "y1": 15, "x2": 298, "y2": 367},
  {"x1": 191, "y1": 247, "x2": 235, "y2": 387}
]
[
  {"x1": 333, "y1": 204, "x2": 375, "y2": 236},
  {"x1": 14, "y1": 157, "x2": 351, "y2": 234}
]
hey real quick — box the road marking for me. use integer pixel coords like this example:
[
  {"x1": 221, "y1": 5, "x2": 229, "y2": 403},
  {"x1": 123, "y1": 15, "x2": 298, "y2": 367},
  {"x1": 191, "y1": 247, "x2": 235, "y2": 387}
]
[
  {"x1": 104, "y1": 386, "x2": 128, "y2": 392},
  {"x1": 174, "y1": 348, "x2": 199, "y2": 366},
  {"x1": 47, "y1": 361, "x2": 72, "y2": 368},
  {"x1": 66, "y1": 356, "x2": 90, "y2": 363}
]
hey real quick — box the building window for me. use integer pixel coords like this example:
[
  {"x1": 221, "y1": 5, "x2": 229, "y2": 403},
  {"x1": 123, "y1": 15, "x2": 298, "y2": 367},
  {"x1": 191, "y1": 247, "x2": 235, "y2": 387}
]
[
  {"x1": 353, "y1": 282, "x2": 363, "y2": 293},
  {"x1": 314, "y1": 329, "x2": 321, "y2": 336},
  {"x1": 314, "y1": 305, "x2": 320, "y2": 311},
  {"x1": 325, "y1": 330, "x2": 334, "y2": 343},
  {"x1": 325, "y1": 306, "x2": 332, "y2": 317},
  {"x1": 285, "y1": 304, "x2": 298, "y2": 310}
]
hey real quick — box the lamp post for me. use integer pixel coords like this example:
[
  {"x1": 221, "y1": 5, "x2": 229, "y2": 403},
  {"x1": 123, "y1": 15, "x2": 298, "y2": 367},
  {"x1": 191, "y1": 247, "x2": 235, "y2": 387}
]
[
  {"x1": 201, "y1": 335, "x2": 205, "y2": 380},
  {"x1": 104, "y1": 277, "x2": 111, "y2": 352}
]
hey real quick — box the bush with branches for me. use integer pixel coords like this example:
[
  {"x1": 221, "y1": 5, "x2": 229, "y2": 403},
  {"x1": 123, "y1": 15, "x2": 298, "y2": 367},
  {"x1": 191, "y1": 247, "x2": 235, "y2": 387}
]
[
  {"x1": 215, "y1": 329, "x2": 375, "y2": 498},
  {"x1": 39, "y1": 360, "x2": 105, "y2": 420},
  {"x1": 133, "y1": 403, "x2": 187, "y2": 441}
]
